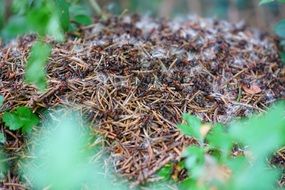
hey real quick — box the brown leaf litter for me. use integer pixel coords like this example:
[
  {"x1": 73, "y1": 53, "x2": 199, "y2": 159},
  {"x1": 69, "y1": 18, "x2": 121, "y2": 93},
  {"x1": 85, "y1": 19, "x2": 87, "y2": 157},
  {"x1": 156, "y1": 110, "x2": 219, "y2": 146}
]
[{"x1": 0, "y1": 15, "x2": 285, "y2": 188}]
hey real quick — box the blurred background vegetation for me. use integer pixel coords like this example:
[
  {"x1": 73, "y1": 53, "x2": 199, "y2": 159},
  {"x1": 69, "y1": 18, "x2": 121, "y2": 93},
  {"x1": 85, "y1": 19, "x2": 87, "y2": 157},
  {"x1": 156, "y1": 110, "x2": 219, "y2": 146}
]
[
  {"x1": 96, "y1": 0, "x2": 285, "y2": 31},
  {"x1": 1, "y1": 0, "x2": 284, "y2": 33}
]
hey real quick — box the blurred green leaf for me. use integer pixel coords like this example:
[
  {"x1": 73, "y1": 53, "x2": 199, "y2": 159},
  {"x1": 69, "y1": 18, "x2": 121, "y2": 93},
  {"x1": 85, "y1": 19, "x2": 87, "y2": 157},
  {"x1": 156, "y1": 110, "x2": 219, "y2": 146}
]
[
  {"x1": 26, "y1": 5, "x2": 51, "y2": 36},
  {"x1": 27, "y1": 3, "x2": 64, "y2": 41},
  {"x1": 73, "y1": 15, "x2": 92, "y2": 25},
  {"x1": 69, "y1": 4, "x2": 92, "y2": 26},
  {"x1": 69, "y1": 4, "x2": 91, "y2": 16},
  {"x1": 179, "y1": 178, "x2": 202, "y2": 190},
  {"x1": 0, "y1": 95, "x2": 3, "y2": 107},
  {"x1": 47, "y1": 14, "x2": 65, "y2": 41},
  {"x1": 22, "y1": 109, "x2": 128, "y2": 190},
  {"x1": 157, "y1": 163, "x2": 172, "y2": 181},
  {"x1": 183, "y1": 146, "x2": 205, "y2": 179},
  {"x1": 0, "y1": 133, "x2": 5, "y2": 144},
  {"x1": 2, "y1": 107, "x2": 39, "y2": 133},
  {"x1": 1, "y1": 16, "x2": 30, "y2": 40},
  {"x1": 178, "y1": 102, "x2": 285, "y2": 190},
  {"x1": 55, "y1": 0, "x2": 70, "y2": 32},
  {"x1": 2, "y1": 0, "x2": 65, "y2": 41},
  {"x1": 259, "y1": 0, "x2": 275, "y2": 5},
  {"x1": 259, "y1": 0, "x2": 285, "y2": 4},
  {"x1": 207, "y1": 123, "x2": 233, "y2": 158},
  {"x1": 226, "y1": 157, "x2": 280, "y2": 190},
  {"x1": 25, "y1": 41, "x2": 51, "y2": 91},
  {"x1": 226, "y1": 102, "x2": 285, "y2": 190},
  {"x1": 0, "y1": 0, "x2": 4, "y2": 30},
  {"x1": 280, "y1": 51, "x2": 285, "y2": 64},
  {"x1": 11, "y1": 0, "x2": 33, "y2": 14},
  {"x1": 229, "y1": 102, "x2": 285, "y2": 157},
  {"x1": 0, "y1": 151, "x2": 7, "y2": 180},
  {"x1": 274, "y1": 20, "x2": 285, "y2": 38},
  {"x1": 178, "y1": 114, "x2": 202, "y2": 142}
]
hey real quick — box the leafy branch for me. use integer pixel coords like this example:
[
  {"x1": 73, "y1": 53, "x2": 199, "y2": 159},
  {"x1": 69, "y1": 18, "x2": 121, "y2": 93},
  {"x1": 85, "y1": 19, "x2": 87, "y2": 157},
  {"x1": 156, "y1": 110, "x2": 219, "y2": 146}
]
[{"x1": 161, "y1": 102, "x2": 285, "y2": 190}]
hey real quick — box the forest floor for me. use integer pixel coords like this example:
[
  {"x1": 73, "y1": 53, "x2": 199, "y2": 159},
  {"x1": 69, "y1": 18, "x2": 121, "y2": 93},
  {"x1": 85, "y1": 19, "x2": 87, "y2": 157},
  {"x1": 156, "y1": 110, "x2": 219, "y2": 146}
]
[{"x1": 0, "y1": 15, "x2": 285, "y2": 189}]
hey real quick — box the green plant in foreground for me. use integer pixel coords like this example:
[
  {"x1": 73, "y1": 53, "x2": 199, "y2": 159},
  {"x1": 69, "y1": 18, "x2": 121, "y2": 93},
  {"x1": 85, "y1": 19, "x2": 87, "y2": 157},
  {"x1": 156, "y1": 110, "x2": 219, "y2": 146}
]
[
  {"x1": 0, "y1": 151, "x2": 7, "y2": 180},
  {"x1": 2, "y1": 107, "x2": 39, "y2": 133},
  {"x1": 25, "y1": 41, "x2": 51, "y2": 91},
  {"x1": 174, "y1": 102, "x2": 285, "y2": 190},
  {"x1": 21, "y1": 109, "x2": 129, "y2": 190}
]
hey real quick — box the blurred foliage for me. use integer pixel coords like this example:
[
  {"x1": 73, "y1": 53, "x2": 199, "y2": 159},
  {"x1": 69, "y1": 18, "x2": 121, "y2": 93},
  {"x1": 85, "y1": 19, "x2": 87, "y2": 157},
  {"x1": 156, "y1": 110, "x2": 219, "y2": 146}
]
[
  {"x1": 101, "y1": 0, "x2": 283, "y2": 19},
  {"x1": 178, "y1": 114, "x2": 202, "y2": 144},
  {"x1": 0, "y1": 151, "x2": 7, "y2": 180},
  {"x1": 274, "y1": 20, "x2": 285, "y2": 39},
  {"x1": 0, "y1": 0, "x2": 94, "y2": 91},
  {"x1": 175, "y1": 102, "x2": 285, "y2": 190},
  {"x1": 0, "y1": 133, "x2": 5, "y2": 144},
  {"x1": 25, "y1": 41, "x2": 51, "y2": 91},
  {"x1": 21, "y1": 109, "x2": 129, "y2": 190},
  {"x1": 0, "y1": 96, "x2": 3, "y2": 107},
  {"x1": 260, "y1": 0, "x2": 285, "y2": 4}
]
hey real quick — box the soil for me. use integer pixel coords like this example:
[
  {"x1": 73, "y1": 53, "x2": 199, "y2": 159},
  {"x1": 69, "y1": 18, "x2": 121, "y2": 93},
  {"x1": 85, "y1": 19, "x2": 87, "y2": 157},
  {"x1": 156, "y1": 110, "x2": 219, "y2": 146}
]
[{"x1": 0, "y1": 15, "x2": 285, "y2": 188}]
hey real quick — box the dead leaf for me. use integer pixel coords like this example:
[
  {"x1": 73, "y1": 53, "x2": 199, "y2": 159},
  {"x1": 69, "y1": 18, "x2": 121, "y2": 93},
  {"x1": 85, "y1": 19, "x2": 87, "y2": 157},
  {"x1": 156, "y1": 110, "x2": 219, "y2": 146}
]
[
  {"x1": 198, "y1": 155, "x2": 232, "y2": 188},
  {"x1": 242, "y1": 83, "x2": 261, "y2": 94}
]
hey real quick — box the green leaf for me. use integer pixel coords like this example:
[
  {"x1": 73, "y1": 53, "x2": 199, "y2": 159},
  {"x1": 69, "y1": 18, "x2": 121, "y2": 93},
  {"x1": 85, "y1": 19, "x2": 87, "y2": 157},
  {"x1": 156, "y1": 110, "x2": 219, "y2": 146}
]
[
  {"x1": 25, "y1": 2, "x2": 64, "y2": 41},
  {"x1": 69, "y1": 4, "x2": 92, "y2": 26},
  {"x1": 259, "y1": 0, "x2": 285, "y2": 5},
  {"x1": 280, "y1": 51, "x2": 285, "y2": 64},
  {"x1": 183, "y1": 146, "x2": 205, "y2": 179},
  {"x1": 229, "y1": 102, "x2": 285, "y2": 157},
  {"x1": 2, "y1": 107, "x2": 39, "y2": 133},
  {"x1": 157, "y1": 163, "x2": 172, "y2": 181},
  {"x1": 55, "y1": 0, "x2": 70, "y2": 32},
  {"x1": 47, "y1": 14, "x2": 65, "y2": 41},
  {"x1": 0, "y1": 95, "x2": 3, "y2": 107},
  {"x1": 22, "y1": 110, "x2": 129, "y2": 189},
  {"x1": 0, "y1": 133, "x2": 5, "y2": 144},
  {"x1": 183, "y1": 146, "x2": 205, "y2": 165},
  {"x1": 274, "y1": 20, "x2": 285, "y2": 38},
  {"x1": 25, "y1": 41, "x2": 51, "y2": 91},
  {"x1": 26, "y1": 5, "x2": 51, "y2": 37},
  {"x1": 2, "y1": 112, "x2": 22, "y2": 130},
  {"x1": 226, "y1": 157, "x2": 280, "y2": 190},
  {"x1": 207, "y1": 123, "x2": 233, "y2": 158},
  {"x1": 73, "y1": 15, "x2": 92, "y2": 26},
  {"x1": 11, "y1": 0, "x2": 33, "y2": 14},
  {"x1": 259, "y1": 0, "x2": 274, "y2": 5},
  {"x1": 179, "y1": 178, "x2": 200, "y2": 190},
  {"x1": 0, "y1": 151, "x2": 7, "y2": 180},
  {"x1": 69, "y1": 4, "x2": 91, "y2": 16},
  {"x1": 0, "y1": 0, "x2": 4, "y2": 30},
  {"x1": 1, "y1": 16, "x2": 30, "y2": 41},
  {"x1": 178, "y1": 114, "x2": 202, "y2": 142}
]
